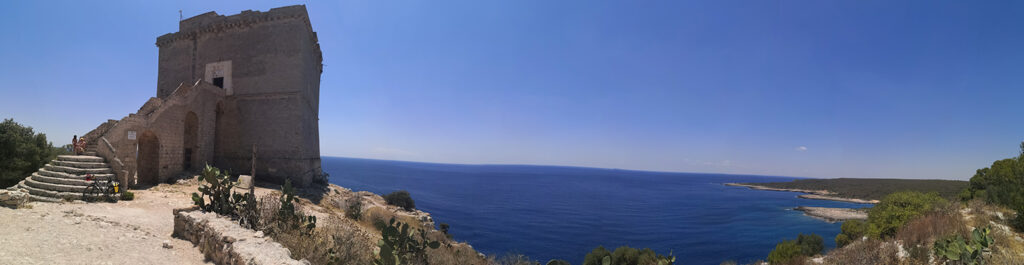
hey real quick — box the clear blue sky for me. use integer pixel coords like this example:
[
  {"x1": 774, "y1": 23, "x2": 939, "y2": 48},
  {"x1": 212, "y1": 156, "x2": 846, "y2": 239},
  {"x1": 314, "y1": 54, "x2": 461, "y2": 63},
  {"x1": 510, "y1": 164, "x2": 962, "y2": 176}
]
[{"x1": 2, "y1": 1, "x2": 1023, "y2": 180}]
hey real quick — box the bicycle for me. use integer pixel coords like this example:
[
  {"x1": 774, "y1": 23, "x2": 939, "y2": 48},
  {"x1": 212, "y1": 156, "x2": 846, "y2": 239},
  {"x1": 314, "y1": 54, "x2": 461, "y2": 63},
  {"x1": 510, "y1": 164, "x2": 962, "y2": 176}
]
[{"x1": 83, "y1": 174, "x2": 120, "y2": 202}]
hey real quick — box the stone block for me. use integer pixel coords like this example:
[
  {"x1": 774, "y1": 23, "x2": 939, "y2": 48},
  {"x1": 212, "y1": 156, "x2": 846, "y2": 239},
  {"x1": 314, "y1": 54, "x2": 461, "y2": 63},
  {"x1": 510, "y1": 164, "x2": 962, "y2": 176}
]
[
  {"x1": 236, "y1": 175, "x2": 253, "y2": 189},
  {"x1": 0, "y1": 189, "x2": 30, "y2": 208}
]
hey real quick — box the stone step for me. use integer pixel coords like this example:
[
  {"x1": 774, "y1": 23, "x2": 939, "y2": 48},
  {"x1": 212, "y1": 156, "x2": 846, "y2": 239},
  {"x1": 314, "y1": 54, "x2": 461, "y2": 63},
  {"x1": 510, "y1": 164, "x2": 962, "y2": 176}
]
[
  {"x1": 18, "y1": 181, "x2": 115, "y2": 202},
  {"x1": 24, "y1": 177, "x2": 89, "y2": 193},
  {"x1": 56, "y1": 155, "x2": 104, "y2": 163},
  {"x1": 36, "y1": 169, "x2": 114, "y2": 180},
  {"x1": 51, "y1": 160, "x2": 109, "y2": 169},
  {"x1": 83, "y1": 151, "x2": 97, "y2": 156},
  {"x1": 44, "y1": 164, "x2": 112, "y2": 175},
  {"x1": 29, "y1": 173, "x2": 92, "y2": 187},
  {"x1": 28, "y1": 194, "x2": 62, "y2": 203}
]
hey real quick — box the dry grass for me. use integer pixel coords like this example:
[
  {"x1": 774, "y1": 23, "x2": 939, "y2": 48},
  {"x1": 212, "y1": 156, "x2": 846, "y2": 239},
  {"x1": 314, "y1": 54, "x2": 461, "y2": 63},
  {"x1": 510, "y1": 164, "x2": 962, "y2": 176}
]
[
  {"x1": 822, "y1": 239, "x2": 899, "y2": 265},
  {"x1": 990, "y1": 226, "x2": 1024, "y2": 265},
  {"x1": 893, "y1": 205, "x2": 969, "y2": 263},
  {"x1": 254, "y1": 193, "x2": 375, "y2": 264}
]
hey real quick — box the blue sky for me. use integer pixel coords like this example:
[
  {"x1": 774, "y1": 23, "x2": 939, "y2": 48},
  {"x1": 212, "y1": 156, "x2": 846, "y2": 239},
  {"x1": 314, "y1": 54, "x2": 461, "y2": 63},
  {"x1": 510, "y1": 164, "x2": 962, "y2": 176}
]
[{"x1": 2, "y1": 1, "x2": 1024, "y2": 180}]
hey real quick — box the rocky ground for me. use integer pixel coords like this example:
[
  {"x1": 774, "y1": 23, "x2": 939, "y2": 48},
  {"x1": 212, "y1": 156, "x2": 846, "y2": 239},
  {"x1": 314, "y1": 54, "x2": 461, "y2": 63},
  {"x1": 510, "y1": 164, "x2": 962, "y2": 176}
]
[{"x1": 0, "y1": 184, "x2": 211, "y2": 265}]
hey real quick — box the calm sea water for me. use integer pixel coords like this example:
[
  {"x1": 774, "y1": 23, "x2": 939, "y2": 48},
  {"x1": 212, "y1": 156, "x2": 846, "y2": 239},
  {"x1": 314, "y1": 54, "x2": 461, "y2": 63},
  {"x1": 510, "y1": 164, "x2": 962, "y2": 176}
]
[{"x1": 323, "y1": 157, "x2": 870, "y2": 265}]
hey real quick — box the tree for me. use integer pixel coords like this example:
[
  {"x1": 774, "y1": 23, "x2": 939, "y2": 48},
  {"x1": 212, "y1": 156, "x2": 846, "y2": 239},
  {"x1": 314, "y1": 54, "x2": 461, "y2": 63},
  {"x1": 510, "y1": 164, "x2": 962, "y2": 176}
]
[
  {"x1": 766, "y1": 240, "x2": 802, "y2": 264},
  {"x1": 796, "y1": 233, "x2": 823, "y2": 256},
  {"x1": 383, "y1": 190, "x2": 416, "y2": 211},
  {"x1": 0, "y1": 119, "x2": 62, "y2": 188},
  {"x1": 835, "y1": 220, "x2": 867, "y2": 247}
]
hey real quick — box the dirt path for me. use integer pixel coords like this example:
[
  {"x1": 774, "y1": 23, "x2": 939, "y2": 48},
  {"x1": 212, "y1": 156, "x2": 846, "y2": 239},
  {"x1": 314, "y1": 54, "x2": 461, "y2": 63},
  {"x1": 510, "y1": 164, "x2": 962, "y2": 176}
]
[{"x1": 0, "y1": 184, "x2": 211, "y2": 265}]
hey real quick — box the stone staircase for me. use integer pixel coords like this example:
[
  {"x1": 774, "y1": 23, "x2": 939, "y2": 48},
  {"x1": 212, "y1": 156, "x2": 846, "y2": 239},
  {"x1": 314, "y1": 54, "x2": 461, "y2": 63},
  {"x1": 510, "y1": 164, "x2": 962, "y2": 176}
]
[{"x1": 16, "y1": 145, "x2": 117, "y2": 202}]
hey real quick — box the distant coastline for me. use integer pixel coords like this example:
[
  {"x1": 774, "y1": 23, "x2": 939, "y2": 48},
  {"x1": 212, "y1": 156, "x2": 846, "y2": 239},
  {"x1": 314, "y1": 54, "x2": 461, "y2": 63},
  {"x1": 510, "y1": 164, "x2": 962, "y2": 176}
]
[{"x1": 723, "y1": 183, "x2": 880, "y2": 204}]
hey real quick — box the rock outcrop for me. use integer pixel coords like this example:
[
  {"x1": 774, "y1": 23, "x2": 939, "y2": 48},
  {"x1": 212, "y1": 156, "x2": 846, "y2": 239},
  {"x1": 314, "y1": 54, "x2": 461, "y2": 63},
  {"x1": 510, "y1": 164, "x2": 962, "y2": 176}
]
[{"x1": 0, "y1": 188, "x2": 29, "y2": 208}]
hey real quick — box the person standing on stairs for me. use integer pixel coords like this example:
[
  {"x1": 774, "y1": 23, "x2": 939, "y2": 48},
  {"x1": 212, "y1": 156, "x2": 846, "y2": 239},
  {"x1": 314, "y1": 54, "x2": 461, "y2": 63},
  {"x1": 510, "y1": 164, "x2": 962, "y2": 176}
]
[
  {"x1": 75, "y1": 137, "x2": 87, "y2": 155},
  {"x1": 72, "y1": 135, "x2": 78, "y2": 154}
]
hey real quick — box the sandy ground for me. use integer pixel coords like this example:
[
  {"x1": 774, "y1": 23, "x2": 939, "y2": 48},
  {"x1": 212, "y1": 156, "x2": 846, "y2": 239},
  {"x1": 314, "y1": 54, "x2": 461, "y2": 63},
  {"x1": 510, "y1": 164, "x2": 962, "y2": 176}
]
[{"x1": 0, "y1": 184, "x2": 214, "y2": 265}]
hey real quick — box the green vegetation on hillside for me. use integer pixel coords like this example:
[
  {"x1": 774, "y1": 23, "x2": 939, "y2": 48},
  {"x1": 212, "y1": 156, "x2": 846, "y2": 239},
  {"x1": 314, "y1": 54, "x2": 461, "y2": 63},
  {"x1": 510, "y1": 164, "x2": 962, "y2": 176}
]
[
  {"x1": 766, "y1": 233, "x2": 824, "y2": 264},
  {"x1": 866, "y1": 191, "x2": 947, "y2": 238},
  {"x1": 582, "y1": 246, "x2": 675, "y2": 265},
  {"x1": 834, "y1": 219, "x2": 867, "y2": 247},
  {"x1": 0, "y1": 118, "x2": 67, "y2": 188},
  {"x1": 744, "y1": 178, "x2": 967, "y2": 201},
  {"x1": 384, "y1": 190, "x2": 416, "y2": 211}
]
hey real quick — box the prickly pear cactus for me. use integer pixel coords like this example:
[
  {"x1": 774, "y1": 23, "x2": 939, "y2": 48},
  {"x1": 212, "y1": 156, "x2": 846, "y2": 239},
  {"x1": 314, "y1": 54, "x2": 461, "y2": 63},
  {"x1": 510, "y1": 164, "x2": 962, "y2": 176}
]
[{"x1": 374, "y1": 217, "x2": 440, "y2": 265}]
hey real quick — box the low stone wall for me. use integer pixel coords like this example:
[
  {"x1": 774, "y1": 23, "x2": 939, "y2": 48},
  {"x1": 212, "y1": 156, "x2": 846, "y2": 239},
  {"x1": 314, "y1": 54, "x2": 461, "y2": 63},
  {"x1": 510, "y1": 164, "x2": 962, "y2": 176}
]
[{"x1": 172, "y1": 207, "x2": 307, "y2": 265}]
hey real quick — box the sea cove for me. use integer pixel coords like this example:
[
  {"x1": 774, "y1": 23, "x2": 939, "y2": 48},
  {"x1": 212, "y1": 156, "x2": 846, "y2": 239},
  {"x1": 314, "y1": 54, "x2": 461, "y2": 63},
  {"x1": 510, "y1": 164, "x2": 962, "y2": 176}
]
[{"x1": 323, "y1": 157, "x2": 872, "y2": 264}]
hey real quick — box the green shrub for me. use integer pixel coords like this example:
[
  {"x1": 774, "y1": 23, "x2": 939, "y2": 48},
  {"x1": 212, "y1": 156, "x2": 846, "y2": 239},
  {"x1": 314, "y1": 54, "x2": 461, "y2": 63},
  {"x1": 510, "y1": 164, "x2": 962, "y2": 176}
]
[
  {"x1": 0, "y1": 118, "x2": 63, "y2": 188},
  {"x1": 867, "y1": 191, "x2": 947, "y2": 238},
  {"x1": 767, "y1": 240, "x2": 802, "y2": 264},
  {"x1": 1012, "y1": 207, "x2": 1024, "y2": 233},
  {"x1": 582, "y1": 245, "x2": 675, "y2": 265},
  {"x1": 796, "y1": 233, "x2": 823, "y2": 256},
  {"x1": 439, "y1": 223, "x2": 452, "y2": 239},
  {"x1": 836, "y1": 219, "x2": 868, "y2": 247},
  {"x1": 383, "y1": 190, "x2": 416, "y2": 211},
  {"x1": 345, "y1": 196, "x2": 363, "y2": 220},
  {"x1": 767, "y1": 233, "x2": 823, "y2": 264},
  {"x1": 120, "y1": 191, "x2": 135, "y2": 201},
  {"x1": 933, "y1": 226, "x2": 993, "y2": 265},
  {"x1": 546, "y1": 260, "x2": 571, "y2": 265}
]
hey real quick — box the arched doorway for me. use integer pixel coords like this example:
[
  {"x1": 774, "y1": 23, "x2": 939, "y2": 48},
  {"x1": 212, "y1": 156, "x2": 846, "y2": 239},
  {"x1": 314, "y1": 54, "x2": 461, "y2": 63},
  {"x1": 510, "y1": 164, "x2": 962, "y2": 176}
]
[
  {"x1": 183, "y1": 111, "x2": 198, "y2": 170},
  {"x1": 138, "y1": 131, "x2": 160, "y2": 185}
]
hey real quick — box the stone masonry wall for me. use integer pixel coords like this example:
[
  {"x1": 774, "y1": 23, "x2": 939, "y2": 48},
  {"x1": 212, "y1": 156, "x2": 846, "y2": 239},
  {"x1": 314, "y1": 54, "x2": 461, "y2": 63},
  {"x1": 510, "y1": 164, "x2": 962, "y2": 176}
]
[{"x1": 172, "y1": 207, "x2": 307, "y2": 265}]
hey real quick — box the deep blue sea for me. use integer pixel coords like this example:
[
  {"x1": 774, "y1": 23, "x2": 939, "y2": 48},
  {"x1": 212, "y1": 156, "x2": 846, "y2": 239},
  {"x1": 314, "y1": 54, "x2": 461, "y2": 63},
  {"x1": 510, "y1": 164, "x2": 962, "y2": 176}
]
[{"x1": 323, "y1": 156, "x2": 871, "y2": 265}]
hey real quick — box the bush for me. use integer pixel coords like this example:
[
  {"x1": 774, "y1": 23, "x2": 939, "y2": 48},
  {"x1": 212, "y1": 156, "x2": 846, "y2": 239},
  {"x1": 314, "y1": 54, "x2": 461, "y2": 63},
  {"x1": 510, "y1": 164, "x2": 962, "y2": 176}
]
[
  {"x1": 0, "y1": 118, "x2": 63, "y2": 188},
  {"x1": 767, "y1": 233, "x2": 822, "y2": 264},
  {"x1": 766, "y1": 240, "x2": 802, "y2": 264},
  {"x1": 582, "y1": 245, "x2": 675, "y2": 265},
  {"x1": 493, "y1": 253, "x2": 540, "y2": 265},
  {"x1": 867, "y1": 191, "x2": 947, "y2": 238},
  {"x1": 440, "y1": 223, "x2": 452, "y2": 239},
  {"x1": 383, "y1": 190, "x2": 416, "y2": 211},
  {"x1": 345, "y1": 196, "x2": 362, "y2": 221},
  {"x1": 120, "y1": 191, "x2": 135, "y2": 201},
  {"x1": 835, "y1": 220, "x2": 867, "y2": 247}
]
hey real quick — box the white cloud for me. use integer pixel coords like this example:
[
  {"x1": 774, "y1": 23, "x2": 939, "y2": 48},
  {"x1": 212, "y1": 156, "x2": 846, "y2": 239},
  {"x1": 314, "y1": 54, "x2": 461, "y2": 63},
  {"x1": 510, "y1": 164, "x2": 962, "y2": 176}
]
[{"x1": 796, "y1": 146, "x2": 808, "y2": 152}]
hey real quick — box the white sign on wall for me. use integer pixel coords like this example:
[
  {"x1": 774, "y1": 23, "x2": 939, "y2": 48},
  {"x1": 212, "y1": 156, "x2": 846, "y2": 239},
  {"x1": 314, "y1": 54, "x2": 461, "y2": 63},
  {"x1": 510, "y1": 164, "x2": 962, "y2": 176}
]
[{"x1": 127, "y1": 131, "x2": 137, "y2": 140}]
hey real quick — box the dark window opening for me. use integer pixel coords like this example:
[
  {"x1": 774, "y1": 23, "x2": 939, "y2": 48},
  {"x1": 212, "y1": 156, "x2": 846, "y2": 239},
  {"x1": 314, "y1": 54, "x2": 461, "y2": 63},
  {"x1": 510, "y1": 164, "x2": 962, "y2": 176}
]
[
  {"x1": 213, "y1": 77, "x2": 224, "y2": 88},
  {"x1": 183, "y1": 148, "x2": 193, "y2": 170}
]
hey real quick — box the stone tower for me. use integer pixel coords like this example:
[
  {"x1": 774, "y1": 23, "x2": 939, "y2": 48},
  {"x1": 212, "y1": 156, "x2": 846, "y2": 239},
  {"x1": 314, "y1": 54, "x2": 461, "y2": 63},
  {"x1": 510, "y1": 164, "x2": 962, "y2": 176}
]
[
  {"x1": 81, "y1": 5, "x2": 324, "y2": 187},
  {"x1": 154, "y1": 5, "x2": 324, "y2": 186}
]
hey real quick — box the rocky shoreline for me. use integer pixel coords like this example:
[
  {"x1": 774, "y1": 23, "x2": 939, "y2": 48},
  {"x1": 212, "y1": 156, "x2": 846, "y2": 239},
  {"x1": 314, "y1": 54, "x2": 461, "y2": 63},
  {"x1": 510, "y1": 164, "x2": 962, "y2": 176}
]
[
  {"x1": 723, "y1": 183, "x2": 879, "y2": 204},
  {"x1": 793, "y1": 206, "x2": 868, "y2": 223}
]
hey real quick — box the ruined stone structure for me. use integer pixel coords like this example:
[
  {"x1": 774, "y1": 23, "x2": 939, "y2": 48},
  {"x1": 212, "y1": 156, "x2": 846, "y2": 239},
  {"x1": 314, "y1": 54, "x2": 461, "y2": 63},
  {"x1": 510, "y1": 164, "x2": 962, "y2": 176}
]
[{"x1": 80, "y1": 5, "x2": 324, "y2": 187}]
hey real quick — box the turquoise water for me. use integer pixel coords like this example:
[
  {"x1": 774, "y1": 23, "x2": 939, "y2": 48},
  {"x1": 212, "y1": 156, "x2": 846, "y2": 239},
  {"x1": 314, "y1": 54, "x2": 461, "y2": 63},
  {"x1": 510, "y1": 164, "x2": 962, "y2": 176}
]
[{"x1": 323, "y1": 156, "x2": 870, "y2": 264}]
